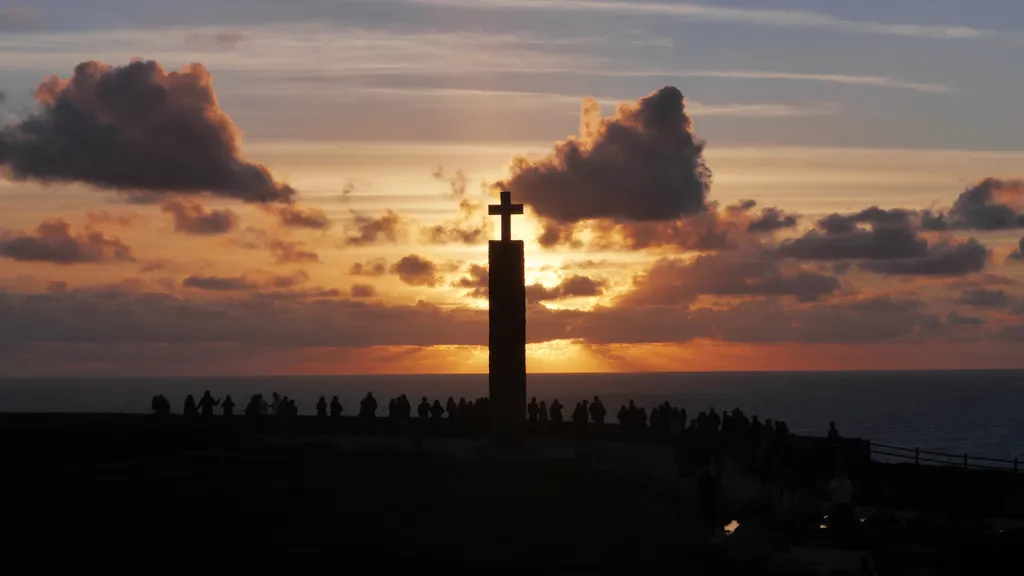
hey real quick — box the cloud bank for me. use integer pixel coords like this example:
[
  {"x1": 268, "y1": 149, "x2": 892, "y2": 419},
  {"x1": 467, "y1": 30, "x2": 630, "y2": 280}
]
[{"x1": 0, "y1": 219, "x2": 134, "y2": 264}]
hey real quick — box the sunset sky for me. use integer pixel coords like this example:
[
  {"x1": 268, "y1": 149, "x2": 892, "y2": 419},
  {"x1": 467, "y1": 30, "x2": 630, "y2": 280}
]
[{"x1": 2, "y1": 0, "x2": 1023, "y2": 376}]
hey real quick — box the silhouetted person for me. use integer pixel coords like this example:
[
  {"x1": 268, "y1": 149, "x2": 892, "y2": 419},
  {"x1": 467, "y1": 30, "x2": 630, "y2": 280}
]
[
  {"x1": 549, "y1": 399, "x2": 563, "y2": 423},
  {"x1": 538, "y1": 400, "x2": 547, "y2": 423},
  {"x1": 198, "y1": 390, "x2": 220, "y2": 417},
  {"x1": 222, "y1": 395, "x2": 235, "y2": 417},
  {"x1": 151, "y1": 395, "x2": 170, "y2": 416},
  {"x1": 775, "y1": 419, "x2": 790, "y2": 440},
  {"x1": 270, "y1": 393, "x2": 282, "y2": 416},
  {"x1": 418, "y1": 397, "x2": 430, "y2": 419},
  {"x1": 277, "y1": 396, "x2": 294, "y2": 434},
  {"x1": 589, "y1": 396, "x2": 606, "y2": 425},
  {"x1": 258, "y1": 394, "x2": 269, "y2": 416},
  {"x1": 183, "y1": 395, "x2": 198, "y2": 418},
  {"x1": 749, "y1": 415, "x2": 763, "y2": 446},
  {"x1": 245, "y1": 395, "x2": 260, "y2": 418},
  {"x1": 359, "y1": 392, "x2": 378, "y2": 419},
  {"x1": 527, "y1": 397, "x2": 539, "y2": 422},
  {"x1": 278, "y1": 396, "x2": 294, "y2": 431},
  {"x1": 671, "y1": 406, "x2": 685, "y2": 436},
  {"x1": 572, "y1": 402, "x2": 586, "y2": 426},
  {"x1": 316, "y1": 396, "x2": 328, "y2": 422},
  {"x1": 629, "y1": 400, "x2": 643, "y2": 432},
  {"x1": 827, "y1": 421, "x2": 841, "y2": 442},
  {"x1": 390, "y1": 395, "x2": 410, "y2": 420},
  {"x1": 446, "y1": 396, "x2": 457, "y2": 420},
  {"x1": 330, "y1": 396, "x2": 342, "y2": 419},
  {"x1": 728, "y1": 407, "x2": 745, "y2": 440},
  {"x1": 707, "y1": 407, "x2": 721, "y2": 433},
  {"x1": 430, "y1": 399, "x2": 444, "y2": 420}
]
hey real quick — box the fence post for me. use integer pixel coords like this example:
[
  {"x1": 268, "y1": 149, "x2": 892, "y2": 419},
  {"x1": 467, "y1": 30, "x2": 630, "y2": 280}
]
[
  {"x1": 915, "y1": 447, "x2": 919, "y2": 466},
  {"x1": 963, "y1": 453, "x2": 968, "y2": 470}
]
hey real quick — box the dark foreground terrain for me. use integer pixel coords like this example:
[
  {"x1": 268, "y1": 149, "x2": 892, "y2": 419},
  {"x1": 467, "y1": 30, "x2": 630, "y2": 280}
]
[
  {"x1": 3, "y1": 417, "x2": 697, "y2": 574},
  {"x1": 2, "y1": 415, "x2": 1022, "y2": 575}
]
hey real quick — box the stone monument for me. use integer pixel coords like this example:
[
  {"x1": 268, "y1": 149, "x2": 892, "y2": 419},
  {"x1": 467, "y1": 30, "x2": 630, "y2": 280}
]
[{"x1": 488, "y1": 190, "x2": 526, "y2": 446}]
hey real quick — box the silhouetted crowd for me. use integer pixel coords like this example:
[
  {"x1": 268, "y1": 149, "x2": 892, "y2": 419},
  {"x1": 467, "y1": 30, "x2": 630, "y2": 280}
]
[
  {"x1": 149, "y1": 389, "x2": 856, "y2": 542},
  {"x1": 148, "y1": 390, "x2": 823, "y2": 452}
]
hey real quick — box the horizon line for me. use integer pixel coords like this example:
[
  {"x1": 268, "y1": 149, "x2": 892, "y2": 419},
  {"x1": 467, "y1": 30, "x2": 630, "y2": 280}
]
[{"x1": 5, "y1": 368, "x2": 1024, "y2": 380}]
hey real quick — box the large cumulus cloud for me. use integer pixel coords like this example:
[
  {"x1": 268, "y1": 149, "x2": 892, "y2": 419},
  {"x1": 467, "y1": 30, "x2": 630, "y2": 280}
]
[
  {"x1": 0, "y1": 60, "x2": 295, "y2": 203},
  {"x1": 496, "y1": 86, "x2": 711, "y2": 224}
]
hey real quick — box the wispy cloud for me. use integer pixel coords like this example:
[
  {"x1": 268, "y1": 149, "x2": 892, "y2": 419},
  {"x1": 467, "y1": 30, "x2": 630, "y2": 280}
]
[
  {"x1": 603, "y1": 70, "x2": 951, "y2": 94},
  {"x1": 339, "y1": 86, "x2": 841, "y2": 118},
  {"x1": 0, "y1": 24, "x2": 597, "y2": 73},
  {"x1": 284, "y1": 67, "x2": 947, "y2": 94},
  {"x1": 404, "y1": 0, "x2": 997, "y2": 40},
  {"x1": 0, "y1": 23, "x2": 948, "y2": 94}
]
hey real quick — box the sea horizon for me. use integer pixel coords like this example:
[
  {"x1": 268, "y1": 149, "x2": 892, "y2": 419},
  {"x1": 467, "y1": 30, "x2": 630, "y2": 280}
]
[{"x1": 6, "y1": 368, "x2": 1024, "y2": 380}]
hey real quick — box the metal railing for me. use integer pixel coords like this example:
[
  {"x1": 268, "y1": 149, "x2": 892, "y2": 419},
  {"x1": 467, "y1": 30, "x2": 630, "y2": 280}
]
[{"x1": 870, "y1": 441, "x2": 1019, "y2": 472}]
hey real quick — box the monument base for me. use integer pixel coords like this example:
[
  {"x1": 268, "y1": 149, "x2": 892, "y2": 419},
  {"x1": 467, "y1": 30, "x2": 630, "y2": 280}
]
[{"x1": 488, "y1": 240, "x2": 527, "y2": 446}]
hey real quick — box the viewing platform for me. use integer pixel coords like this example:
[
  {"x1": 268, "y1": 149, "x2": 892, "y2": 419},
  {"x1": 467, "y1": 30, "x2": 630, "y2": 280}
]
[{"x1": 1, "y1": 412, "x2": 1019, "y2": 518}]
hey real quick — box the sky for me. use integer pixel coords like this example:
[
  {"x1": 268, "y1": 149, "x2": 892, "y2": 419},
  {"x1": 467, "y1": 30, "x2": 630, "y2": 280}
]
[{"x1": 1, "y1": 0, "x2": 1023, "y2": 376}]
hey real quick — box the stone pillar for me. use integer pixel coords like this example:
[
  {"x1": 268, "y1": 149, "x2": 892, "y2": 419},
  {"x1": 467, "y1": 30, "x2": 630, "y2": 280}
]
[{"x1": 488, "y1": 240, "x2": 526, "y2": 445}]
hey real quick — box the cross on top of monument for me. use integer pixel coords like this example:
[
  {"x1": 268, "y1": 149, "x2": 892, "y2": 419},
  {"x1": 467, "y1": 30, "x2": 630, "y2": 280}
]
[{"x1": 488, "y1": 191, "x2": 524, "y2": 242}]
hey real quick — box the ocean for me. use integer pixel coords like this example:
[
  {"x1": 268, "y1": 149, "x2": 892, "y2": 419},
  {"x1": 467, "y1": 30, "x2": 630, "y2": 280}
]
[{"x1": 1, "y1": 371, "x2": 1022, "y2": 462}]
